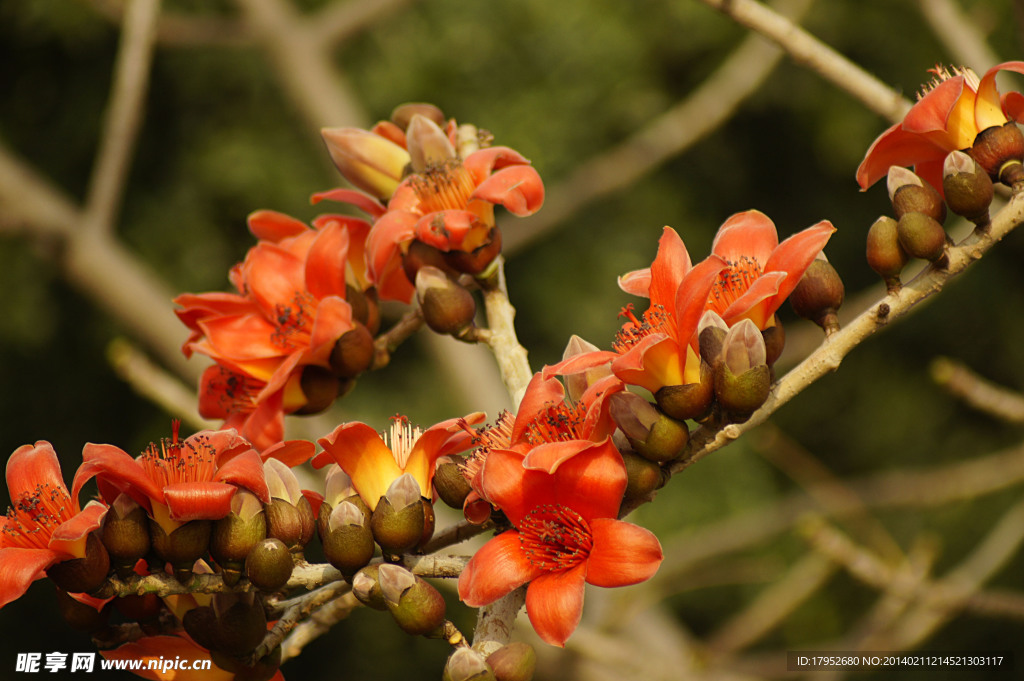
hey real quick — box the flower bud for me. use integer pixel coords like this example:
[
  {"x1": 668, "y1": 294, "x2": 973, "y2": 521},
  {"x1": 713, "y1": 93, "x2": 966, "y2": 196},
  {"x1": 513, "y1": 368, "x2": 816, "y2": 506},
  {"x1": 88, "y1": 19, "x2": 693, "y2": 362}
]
[
  {"x1": 897, "y1": 212, "x2": 947, "y2": 262},
  {"x1": 714, "y1": 320, "x2": 770, "y2": 418},
  {"x1": 378, "y1": 563, "x2": 446, "y2": 636},
  {"x1": 352, "y1": 564, "x2": 387, "y2": 610},
  {"x1": 697, "y1": 310, "x2": 729, "y2": 366},
  {"x1": 101, "y1": 493, "x2": 151, "y2": 578},
  {"x1": 943, "y1": 151, "x2": 994, "y2": 225},
  {"x1": 416, "y1": 266, "x2": 477, "y2": 335},
  {"x1": 149, "y1": 518, "x2": 212, "y2": 584},
  {"x1": 762, "y1": 320, "x2": 785, "y2": 367},
  {"x1": 433, "y1": 458, "x2": 473, "y2": 510},
  {"x1": 182, "y1": 605, "x2": 222, "y2": 651},
  {"x1": 245, "y1": 538, "x2": 294, "y2": 592},
  {"x1": 654, "y1": 360, "x2": 714, "y2": 421},
  {"x1": 293, "y1": 366, "x2": 339, "y2": 416},
  {"x1": 610, "y1": 392, "x2": 688, "y2": 463},
  {"x1": 371, "y1": 474, "x2": 426, "y2": 556},
  {"x1": 264, "y1": 498, "x2": 303, "y2": 552},
  {"x1": 392, "y1": 103, "x2": 447, "y2": 131},
  {"x1": 191, "y1": 594, "x2": 266, "y2": 657},
  {"x1": 321, "y1": 500, "x2": 375, "y2": 579},
  {"x1": 621, "y1": 451, "x2": 664, "y2": 505},
  {"x1": 46, "y1": 531, "x2": 110, "y2": 594},
  {"x1": 789, "y1": 256, "x2": 844, "y2": 335},
  {"x1": 407, "y1": 114, "x2": 456, "y2": 173},
  {"x1": 320, "y1": 127, "x2": 411, "y2": 200},
  {"x1": 115, "y1": 592, "x2": 162, "y2": 622},
  {"x1": 445, "y1": 227, "x2": 503, "y2": 276},
  {"x1": 444, "y1": 648, "x2": 496, "y2": 681},
  {"x1": 403, "y1": 239, "x2": 452, "y2": 284},
  {"x1": 969, "y1": 122, "x2": 1024, "y2": 184},
  {"x1": 887, "y1": 166, "x2": 946, "y2": 223},
  {"x1": 347, "y1": 284, "x2": 381, "y2": 336},
  {"x1": 866, "y1": 215, "x2": 908, "y2": 292},
  {"x1": 211, "y1": 491, "x2": 267, "y2": 586},
  {"x1": 486, "y1": 642, "x2": 537, "y2": 681},
  {"x1": 329, "y1": 322, "x2": 375, "y2": 379},
  {"x1": 55, "y1": 587, "x2": 110, "y2": 632}
]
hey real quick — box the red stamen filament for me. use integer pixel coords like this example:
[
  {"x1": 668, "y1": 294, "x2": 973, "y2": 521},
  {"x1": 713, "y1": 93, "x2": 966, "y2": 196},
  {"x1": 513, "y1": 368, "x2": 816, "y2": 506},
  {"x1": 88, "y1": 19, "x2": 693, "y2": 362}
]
[
  {"x1": 271, "y1": 291, "x2": 318, "y2": 351},
  {"x1": 613, "y1": 303, "x2": 671, "y2": 353},
  {"x1": 2, "y1": 483, "x2": 75, "y2": 550},
  {"x1": 519, "y1": 504, "x2": 592, "y2": 572},
  {"x1": 523, "y1": 400, "x2": 587, "y2": 446},
  {"x1": 709, "y1": 256, "x2": 763, "y2": 315},
  {"x1": 139, "y1": 423, "x2": 217, "y2": 488},
  {"x1": 459, "y1": 411, "x2": 515, "y2": 485}
]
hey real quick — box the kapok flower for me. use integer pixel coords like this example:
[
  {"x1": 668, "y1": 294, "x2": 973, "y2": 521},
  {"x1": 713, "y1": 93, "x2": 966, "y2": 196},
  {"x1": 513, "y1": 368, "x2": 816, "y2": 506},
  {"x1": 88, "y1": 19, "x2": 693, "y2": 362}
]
[
  {"x1": 313, "y1": 413, "x2": 485, "y2": 510},
  {"x1": 0, "y1": 442, "x2": 107, "y2": 609},
  {"x1": 74, "y1": 423, "x2": 269, "y2": 537},
  {"x1": 857, "y1": 62, "x2": 1024, "y2": 193},
  {"x1": 457, "y1": 433, "x2": 662, "y2": 647}
]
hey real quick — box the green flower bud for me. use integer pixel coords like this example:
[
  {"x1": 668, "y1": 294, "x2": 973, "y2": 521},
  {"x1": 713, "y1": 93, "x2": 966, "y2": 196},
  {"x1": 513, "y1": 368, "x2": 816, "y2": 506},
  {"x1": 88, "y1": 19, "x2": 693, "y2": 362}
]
[
  {"x1": 697, "y1": 311, "x2": 728, "y2": 367},
  {"x1": 149, "y1": 518, "x2": 211, "y2": 583},
  {"x1": 416, "y1": 266, "x2": 477, "y2": 336},
  {"x1": 610, "y1": 392, "x2": 688, "y2": 463},
  {"x1": 433, "y1": 459, "x2": 474, "y2": 510},
  {"x1": 897, "y1": 212, "x2": 947, "y2": 262},
  {"x1": 621, "y1": 451, "x2": 665, "y2": 505},
  {"x1": 265, "y1": 498, "x2": 303, "y2": 552},
  {"x1": 969, "y1": 122, "x2": 1024, "y2": 184},
  {"x1": 714, "y1": 320, "x2": 771, "y2": 418},
  {"x1": 101, "y1": 493, "x2": 150, "y2": 579},
  {"x1": 321, "y1": 501, "x2": 375, "y2": 579},
  {"x1": 378, "y1": 563, "x2": 446, "y2": 636},
  {"x1": 352, "y1": 564, "x2": 387, "y2": 610},
  {"x1": 888, "y1": 166, "x2": 946, "y2": 223},
  {"x1": 789, "y1": 256, "x2": 844, "y2": 335},
  {"x1": 244, "y1": 538, "x2": 294, "y2": 592},
  {"x1": 486, "y1": 642, "x2": 537, "y2": 681},
  {"x1": 943, "y1": 150, "x2": 994, "y2": 225},
  {"x1": 866, "y1": 215, "x2": 908, "y2": 292},
  {"x1": 211, "y1": 491, "x2": 267, "y2": 586},
  {"x1": 207, "y1": 594, "x2": 267, "y2": 657},
  {"x1": 371, "y1": 474, "x2": 426, "y2": 557},
  {"x1": 444, "y1": 648, "x2": 496, "y2": 681},
  {"x1": 654, "y1": 360, "x2": 714, "y2": 422},
  {"x1": 47, "y1": 532, "x2": 110, "y2": 594},
  {"x1": 329, "y1": 322, "x2": 375, "y2": 379}
]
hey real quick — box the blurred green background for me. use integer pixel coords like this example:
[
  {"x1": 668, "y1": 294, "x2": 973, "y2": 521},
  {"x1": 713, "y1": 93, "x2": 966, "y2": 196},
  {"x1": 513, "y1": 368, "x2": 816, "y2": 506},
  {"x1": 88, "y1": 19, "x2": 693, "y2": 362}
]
[{"x1": 2, "y1": 0, "x2": 1024, "y2": 679}]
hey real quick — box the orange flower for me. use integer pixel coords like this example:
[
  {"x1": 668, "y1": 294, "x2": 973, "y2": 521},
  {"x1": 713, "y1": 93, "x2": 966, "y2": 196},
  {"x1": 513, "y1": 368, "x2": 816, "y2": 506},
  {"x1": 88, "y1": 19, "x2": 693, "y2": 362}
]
[
  {"x1": 313, "y1": 413, "x2": 485, "y2": 510},
  {"x1": 857, "y1": 62, "x2": 1024, "y2": 193},
  {"x1": 0, "y1": 442, "x2": 107, "y2": 609}
]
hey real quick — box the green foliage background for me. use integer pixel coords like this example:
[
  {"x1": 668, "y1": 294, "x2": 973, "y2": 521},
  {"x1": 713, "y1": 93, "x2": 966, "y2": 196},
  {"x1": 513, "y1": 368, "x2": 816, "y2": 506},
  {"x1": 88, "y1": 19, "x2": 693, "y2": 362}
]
[{"x1": 2, "y1": 0, "x2": 1023, "y2": 679}]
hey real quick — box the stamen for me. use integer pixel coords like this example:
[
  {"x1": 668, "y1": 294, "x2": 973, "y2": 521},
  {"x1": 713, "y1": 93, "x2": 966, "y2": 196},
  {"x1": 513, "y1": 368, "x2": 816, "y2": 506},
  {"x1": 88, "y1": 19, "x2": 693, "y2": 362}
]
[
  {"x1": 384, "y1": 415, "x2": 423, "y2": 469},
  {"x1": 613, "y1": 303, "x2": 671, "y2": 353},
  {"x1": 270, "y1": 291, "x2": 318, "y2": 350},
  {"x1": 138, "y1": 426, "x2": 218, "y2": 489},
  {"x1": 522, "y1": 400, "x2": 588, "y2": 446},
  {"x1": 919, "y1": 64, "x2": 979, "y2": 100},
  {"x1": 518, "y1": 504, "x2": 592, "y2": 571},
  {"x1": 410, "y1": 160, "x2": 477, "y2": 214},
  {"x1": 459, "y1": 411, "x2": 514, "y2": 486},
  {"x1": 2, "y1": 483, "x2": 76, "y2": 550},
  {"x1": 708, "y1": 256, "x2": 763, "y2": 315}
]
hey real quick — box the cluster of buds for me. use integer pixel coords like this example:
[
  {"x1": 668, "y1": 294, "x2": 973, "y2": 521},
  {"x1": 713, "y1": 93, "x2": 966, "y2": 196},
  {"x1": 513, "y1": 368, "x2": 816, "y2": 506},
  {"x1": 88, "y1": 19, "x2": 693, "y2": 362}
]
[{"x1": 442, "y1": 642, "x2": 537, "y2": 681}]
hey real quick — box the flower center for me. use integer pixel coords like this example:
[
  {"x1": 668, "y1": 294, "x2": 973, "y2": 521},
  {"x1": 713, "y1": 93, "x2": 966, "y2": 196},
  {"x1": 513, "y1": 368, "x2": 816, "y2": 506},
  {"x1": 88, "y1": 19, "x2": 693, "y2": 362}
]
[
  {"x1": 207, "y1": 366, "x2": 261, "y2": 416},
  {"x1": 522, "y1": 400, "x2": 588, "y2": 446},
  {"x1": 459, "y1": 411, "x2": 514, "y2": 489},
  {"x1": 708, "y1": 256, "x2": 763, "y2": 316},
  {"x1": 2, "y1": 483, "x2": 75, "y2": 550},
  {"x1": 384, "y1": 415, "x2": 423, "y2": 469},
  {"x1": 519, "y1": 504, "x2": 592, "y2": 572},
  {"x1": 138, "y1": 421, "x2": 217, "y2": 488},
  {"x1": 919, "y1": 64, "x2": 979, "y2": 99},
  {"x1": 410, "y1": 159, "x2": 477, "y2": 214},
  {"x1": 612, "y1": 303, "x2": 672, "y2": 353},
  {"x1": 271, "y1": 291, "x2": 318, "y2": 351}
]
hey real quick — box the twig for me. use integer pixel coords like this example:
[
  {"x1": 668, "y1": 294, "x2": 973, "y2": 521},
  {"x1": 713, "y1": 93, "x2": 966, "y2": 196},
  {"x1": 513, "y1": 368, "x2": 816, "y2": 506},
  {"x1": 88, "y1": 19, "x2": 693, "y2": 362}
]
[
  {"x1": 930, "y1": 356, "x2": 1024, "y2": 423},
  {"x1": 916, "y1": 0, "x2": 1000, "y2": 72},
  {"x1": 372, "y1": 307, "x2": 424, "y2": 369},
  {"x1": 420, "y1": 519, "x2": 493, "y2": 554},
  {"x1": 470, "y1": 586, "x2": 527, "y2": 658},
  {"x1": 280, "y1": 591, "x2": 360, "y2": 662},
  {"x1": 693, "y1": 0, "x2": 911, "y2": 122},
  {"x1": 309, "y1": 0, "x2": 419, "y2": 48},
  {"x1": 83, "y1": 0, "x2": 161, "y2": 237},
  {"x1": 479, "y1": 258, "x2": 533, "y2": 405},
  {"x1": 84, "y1": 0, "x2": 251, "y2": 46}
]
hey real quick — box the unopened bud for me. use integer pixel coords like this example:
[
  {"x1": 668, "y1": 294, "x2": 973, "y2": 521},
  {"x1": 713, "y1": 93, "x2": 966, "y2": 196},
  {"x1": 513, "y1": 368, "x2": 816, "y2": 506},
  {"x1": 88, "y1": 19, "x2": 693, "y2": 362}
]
[
  {"x1": 264, "y1": 497, "x2": 304, "y2": 552},
  {"x1": 445, "y1": 227, "x2": 503, "y2": 276},
  {"x1": 371, "y1": 475, "x2": 427, "y2": 556},
  {"x1": 211, "y1": 491, "x2": 267, "y2": 586},
  {"x1": 714, "y1": 320, "x2": 770, "y2": 418},
  {"x1": 352, "y1": 564, "x2": 387, "y2": 610},
  {"x1": 320, "y1": 127, "x2": 410, "y2": 200},
  {"x1": 407, "y1": 115, "x2": 456, "y2": 173},
  {"x1": 969, "y1": 122, "x2": 1024, "y2": 184},
  {"x1": 887, "y1": 166, "x2": 946, "y2": 223},
  {"x1": 762, "y1": 321, "x2": 785, "y2": 367},
  {"x1": 416, "y1": 266, "x2": 477, "y2": 335},
  {"x1": 329, "y1": 323, "x2": 375, "y2": 379},
  {"x1": 378, "y1": 563, "x2": 447, "y2": 636},
  {"x1": 46, "y1": 531, "x2": 110, "y2": 594},
  {"x1": 244, "y1": 538, "x2": 293, "y2": 592},
  {"x1": 391, "y1": 103, "x2": 447, "y2": 131},
  {"x1": 486, "y1": 642, "x2": 537, "y2": 681},
  {"x1": 212, "y1": 595, "x2": 268, "y2": 657},
  {"x1": 101, "y1": 493, "x2": 150, "y2": 578},
  {"x1": 943, "y1": 151, "x2": 994, "y2": 225},
  {"x1": 611, "y1": 392, "x2": 688, "y2": 463},
  {"x1": 789, "y1": 256, "x2": 844, "y2": 335},
  {"x1": 897, "y1": 212, "x2": 947, "y2": 262},
  {"x1": 621, "y1": 451, "x2": 664, "y2": 504},
  {"x1": 347, "y1": 284, "x2": 381, "y2": 336},
  {"x1": 293, "y1": 366, "x2": 339, "y2": 416},
  {"x1": 433, "y1": 459, "x2": 474, "y2": 510},
  {"x1": 444, "y1": 648, "x2": 496, "y2": 681},
  {"x1": 866, "y1": 216, "x2": 908, "y2": 292},
  {"x1": 149, "y1": 519, "x2": 211, "y2": 583},
  {"x1": 321, "y1": 501, "x2": 375, "y2": 579},
  {"x1": 654, "y1": 361, "x2": 714, "y2": 422},
  {"x1": 697, "y1": 311, "x2": 729, "y2": 366}
]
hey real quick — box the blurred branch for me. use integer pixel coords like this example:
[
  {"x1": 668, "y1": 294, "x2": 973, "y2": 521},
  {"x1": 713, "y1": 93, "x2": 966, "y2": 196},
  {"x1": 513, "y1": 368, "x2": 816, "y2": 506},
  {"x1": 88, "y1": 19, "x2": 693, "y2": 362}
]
[
  {"x1": 506, "y1": 0, "x2": 815, "y2": 255},
  {"x1": 83, "y1": 0, "x2": 161, "y2": 237},
  {"x1": 309, "y1": 0, "x2": 418, "y2": 48},
  {"x1": 917, "y1": 0, "x2": 1000, "y2": 72},
  {"x1": 83, "y1": 0, "x2": 251, "y2": 46},
  {"x1": 931, "y1": 355, "x2": 1024, "y2": 423},
  {"x1": 694, "y1": 0, "x2": 912, "y2": 122}
]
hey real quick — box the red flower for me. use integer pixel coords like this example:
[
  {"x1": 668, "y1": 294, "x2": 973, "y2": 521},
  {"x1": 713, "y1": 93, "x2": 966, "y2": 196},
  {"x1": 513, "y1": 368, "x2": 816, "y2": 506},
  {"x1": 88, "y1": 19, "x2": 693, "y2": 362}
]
[
  {"x1": 0, "y1": 442, "x2": 107, "y2": 609},
  {"x1": 74, "y1": 424, "x2": 269, "y2": 536},
  {"x1": 457, "y1": 434, "x2": 662, "y2": 647},
  {"x1": 313, "y1": 413, "x2": 485, "y2": 510},
  {"x1": 857, "y1": 62, "x2": 1024, "y2": 193}
]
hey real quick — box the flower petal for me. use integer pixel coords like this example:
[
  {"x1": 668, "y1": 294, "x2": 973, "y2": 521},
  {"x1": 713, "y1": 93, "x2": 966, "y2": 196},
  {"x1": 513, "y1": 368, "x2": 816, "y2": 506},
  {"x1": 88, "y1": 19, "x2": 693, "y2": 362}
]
[
  {"x1": 471, "y1": 165, "x2": 545, "y2": 216},
  {"x1": 6, "y1": 442, "x2": 68, "y2": 503},
  {"x1": 247, "y1": 209, "x2": 309, "y2": 242},
  {"x1": 647, "y1": 227, "x2": 692, "y2": 311},
  {"x1": 856, "y1": 124, "x2": 950, "y2": 191},
  {"x1": 457, "y1": 530, "x2": 543, "y2": 607},
  {"x1": 78, "y1": 443, "x2": 164, "y2": 508},
  {"x1": 316, "y1": 423, "x2": 403, "y2": 509},
  {"x1": 712, "y1": 210, "x2": 779, "y2": 265},
  {"x1": 585, "y1": 518, "x2": 663, "y2": 588},
  {"x1": 212, "y1": 448, "x2": 270, "y2": 503},
  {"x1": 49, "y1": 501, "x2": 108, "y2": 558},
  {"x1": 759, "y1": 220, "x2": 836, "y2": 319},
  {"x1": 163, "y1": 482, "x2": 237, "y2": 521},
  {"x1": 718, "y1": 271, "x2": 786, "y2": 329},
  {"x1": 525, "y1": 563, "x2": 587, "y2": 647},
  {"x1": 305, "y1": 220, "x2": 350, "y2": 300},
  {"x1": 478, "y1": 448, "x2": 529, "y2": 524},
  {"x1": 310, "y1": 187, "x2": 388, "y2": 219},
  {"x1": 976, "y1": 61, "x2": 1024, "y2": 129},
  {"x1": 0, "y1": 546, "x2": 63, "y2": 610},
  {"x1": 674, "y1": 254, "x2": 728, "y2": 348},
  {"x1": 510, "y1": 373, "x2": 566, "y2": 445}
]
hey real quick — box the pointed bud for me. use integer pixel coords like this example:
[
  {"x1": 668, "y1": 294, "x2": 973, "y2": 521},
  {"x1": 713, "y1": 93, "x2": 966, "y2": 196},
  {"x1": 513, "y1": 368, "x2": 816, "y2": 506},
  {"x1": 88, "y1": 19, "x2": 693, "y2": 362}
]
[
  {"x1": 444, "y1": 648, "x2": 496, "y2": 681},
  {"x1": 698, "y1": 310, "x2": 729, "y2": 365},
  {"x1": 101, "y1": 493, "x2": 151, "y2": 578},
  {"x1": 149, "y1": 519, "x2": 211, "y2": 583},
  {"x1": 416, "y1": 266, "x2": 477, "y2": 335},
  {"x1": 407, "y1": 114, "x2": 456, "y2": 173},
  {"x1": 610, "y1": 392, "x2": 688, "y2": 462},
  {"x1": 789, "y1": 256, "x2": 844, "y2": 335},
  {"x1": 897, "y1": 212, "x2": 947, "y2": 262},
  {"x1": 887, "y1": 166, "x2": 946, "y2": 223},
  {"x1": 969, "y1": 122, "x2": 1024, "y2": 184},
  {"x1": 943, "y1": 151, "x2": 994, "y2": 225},
  {"x1": 211, "y1": 491, "x2": 267, "y2": 586},
  {"x1": 433, "y1": 459, "x2": 474, "y2": 510},
  {"x1": 391, "y1": 103, "x2": 446, "y2": 131},
  {"x1": 561, "y1": 335, "x2": 608, "y2": 402},
  {"x1": 293, "y1": 366, "x2": 339, "y2": 416},
  {"x1": 762, "y1": 321, "x2": 785, "y2": 367},
  {"x1": 320, "y1": 127, "x2": 411, "y2": 200},
  {"x1": 486, "y1": 642, "x2": 537, "y2": 681},
  {"x1": 654, "y1": 360, "x2": 715, "y2": 422},
  {"x1": 378, "y1": 563, "x2": 447, "y2": 636},
  {"x1": 321, "y1": 501, "x2": 375, "y2": 579},
  {"x1": 866, "y1": 216, "x2": 908, "y2": 292},
  {"x1": 352, "y1": 564, "x2": 387, "y2": 610},
  {"x1": 245, "y1": 537, "x2": 294, "y2": 592},
  {"x1": 330, "y1": 322, "x2": 375, "y2": 379},
  {"x1": 371, "y1": 474, "x2": 427, "y2": 556},
  {"x1": 264, "y1": 498, "x2": 304, "y2": 552},
  {"x1": 714, "y1": 320, "x2": 771, "y2": 418}
]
